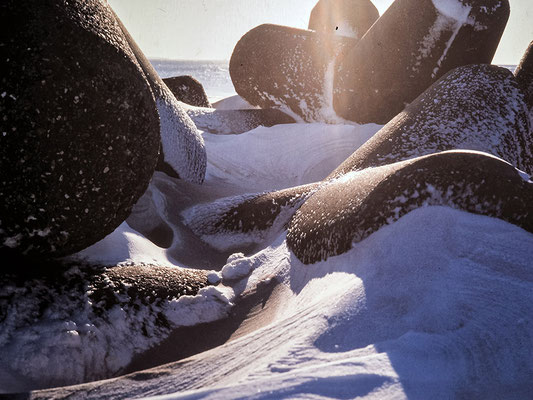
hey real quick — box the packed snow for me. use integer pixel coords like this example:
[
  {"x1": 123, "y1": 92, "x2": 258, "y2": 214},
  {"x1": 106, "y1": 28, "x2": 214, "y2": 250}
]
[
  {"x1": 28, "y1": 207, "x2": 533, "y2": 399},
  {"x1": 143, "y1": 206, "x2": 533, "y2": 400}
]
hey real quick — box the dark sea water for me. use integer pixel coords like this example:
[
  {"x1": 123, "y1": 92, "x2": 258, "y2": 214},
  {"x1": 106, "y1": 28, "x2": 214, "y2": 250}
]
[
  {"x1": 150, "y1": 59, "x2": 235, "y2": 102},
  {"x1": 501, "y1": 64, "x2": 517, "y2": 73}
]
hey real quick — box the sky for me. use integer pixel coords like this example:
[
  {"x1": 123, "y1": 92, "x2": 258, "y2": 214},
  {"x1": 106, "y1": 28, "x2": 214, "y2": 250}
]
[{"x1": 109, "y1": 0, "x2": 532, "y2": 65}]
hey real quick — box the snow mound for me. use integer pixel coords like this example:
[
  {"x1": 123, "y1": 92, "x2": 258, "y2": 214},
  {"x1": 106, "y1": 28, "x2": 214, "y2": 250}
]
[
  {"x1": 212, "y1": 94, "x2": 257, "y2": 110},
  {"x1": 74, "y1": 221, "x2": 172, "y2": 266},
  {"x1": 204, "y1": 122, "x2": 380, "y2": 192},
  {"x1": 143, "y1": 207, "x2": 533, "y2": 400}
]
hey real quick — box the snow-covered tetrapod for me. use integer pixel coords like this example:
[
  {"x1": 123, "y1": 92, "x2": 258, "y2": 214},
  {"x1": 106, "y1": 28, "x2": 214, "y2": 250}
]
[
  {"x1": 330, "y1": 64, "x2": 533, "y2": 177},
  {"x1": 308, "y1": 0, "x2": 379, "y2": 38},
  {"x1": 288, "y1": 150, "x2": 533, "y2": 264},
  {"x1": 112, "y1": 9, "x2": 207, "y2": 183},
  {"x1": 333, "y1": 0, "x2": 510, "y2": 123},
  {"x1": 0, "y1": 0, "x2": 160, "y2": 258},
  {"x1": 229, "y1": 24, "x2": 356, "y2": 122}
]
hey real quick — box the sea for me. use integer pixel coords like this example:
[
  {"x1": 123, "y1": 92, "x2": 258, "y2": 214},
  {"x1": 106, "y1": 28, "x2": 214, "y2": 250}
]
[
  {"x1": 150, "y1": 59, "x2": 236, "y2": 103},
  {"x1": 150, "y1": 59, "x2": 517, "y2": 105}
]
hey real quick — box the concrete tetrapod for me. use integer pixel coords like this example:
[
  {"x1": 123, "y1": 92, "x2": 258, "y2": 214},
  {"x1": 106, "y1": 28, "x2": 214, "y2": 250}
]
[
  {"x1": 0, "y1": 255, "x2": 209, "y2": 390},
  {"x1": 330, "y1": 64, "x2": 533, "y2": 178},
  {"x1": 230, "y1": 24, "x2": 355, "y2": 122},
  {"x1": 163, "y1": 75, "x2": 212, "y2": 108},
  {"x1": 308, "y1": 0, "x2": 379, "y2": 39},
  {"x1": 288, "y1": 151, "x2": 533, "y2": 264},
  {"x1": 112, "y1": 9, "x2": 207, "y2": 183},
  {"x1": 333, "y1": 0, "x2": 510, "y2": 124},
  {"x1": 0, "y1": 0, "x2": 160, "y2": 258}
]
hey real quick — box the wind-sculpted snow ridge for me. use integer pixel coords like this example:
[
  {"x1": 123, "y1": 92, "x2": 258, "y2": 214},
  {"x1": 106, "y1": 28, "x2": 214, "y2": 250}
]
[
  {"x1": 74, "y1": 221, "x2": 173, "y2": 266},
  {"x1": 6, "y1": 109, "x2": 533, "y2": 398},
  {"x1": 181, "y1": 122, "x2": 382, "y2": 253},
  {"x1": 288, "y1": 150, "x2": 533, "y2": 264},
  {"x1": 4, "y1": 7, "x2": 533, "y2": 391}
]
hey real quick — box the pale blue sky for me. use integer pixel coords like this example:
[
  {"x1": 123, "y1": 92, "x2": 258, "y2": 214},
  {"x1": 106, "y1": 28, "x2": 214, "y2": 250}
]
[{"x1": 109, "y1": 0, "x2": 532, "y2": 64}]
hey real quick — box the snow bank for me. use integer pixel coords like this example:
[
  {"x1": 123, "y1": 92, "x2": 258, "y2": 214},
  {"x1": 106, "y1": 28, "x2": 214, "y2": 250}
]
[
  {"x1": 212, "y1": 94, "x2": 257, "y2": 110},
  {"x1": 204, "y1": 122, "x2": 380, "y2": 192},
  {"x1": 73, "y1": 221, "x2": 172, "y2": 266},
  {"x1": 142, "y1": 207, "x2": 533, "y2": 400}
]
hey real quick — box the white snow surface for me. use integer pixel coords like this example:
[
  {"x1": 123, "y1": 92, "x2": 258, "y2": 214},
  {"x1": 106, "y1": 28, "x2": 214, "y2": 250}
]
[
  {"x1": 150, "y1": 207, "x2": 533, "y2": 400},
  {"x1": 212, "y1": 94, "x2": 257, "y2": 110},
  {"x1": 74, "y1": 221, "x2": 172, "y2": 266},
  {"x1": 203, "y1": 122, "x2": 379, "y2": 192}
]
